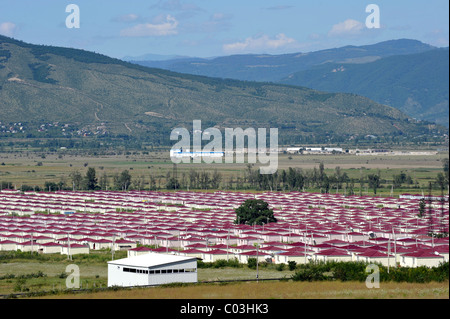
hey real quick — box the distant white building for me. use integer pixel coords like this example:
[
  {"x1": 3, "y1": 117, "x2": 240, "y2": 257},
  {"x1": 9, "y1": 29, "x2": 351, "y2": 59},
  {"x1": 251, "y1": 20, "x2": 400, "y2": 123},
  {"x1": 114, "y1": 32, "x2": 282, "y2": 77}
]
[{"x1": 107, "y1": 253, "x2": 198, "y2": 287}]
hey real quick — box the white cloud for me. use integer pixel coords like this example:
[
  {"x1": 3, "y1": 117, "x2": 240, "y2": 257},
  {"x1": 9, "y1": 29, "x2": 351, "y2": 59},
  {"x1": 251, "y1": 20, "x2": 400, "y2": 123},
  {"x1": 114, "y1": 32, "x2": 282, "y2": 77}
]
[
  {"x1": 0, "y1": 22, "x2": 17, "y2": 37},
  {"x1": 120, "y1": 15, "x2": 178, "y2": 37},
  {"x1": 113, "y1": 14, "x2": 140, "y2": 23},
  {"x1": 223, "y1": 33, "x2": 299, "y2": 54},
  {"x1": 328, "y1": 19, "x2": 365, "y2": 37}
]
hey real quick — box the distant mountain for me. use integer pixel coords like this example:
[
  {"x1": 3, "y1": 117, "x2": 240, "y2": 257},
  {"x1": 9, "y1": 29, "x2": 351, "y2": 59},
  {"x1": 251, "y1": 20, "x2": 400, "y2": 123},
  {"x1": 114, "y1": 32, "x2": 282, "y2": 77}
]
[
  {"x1": 129, "y1": 39, "x2": 447, "y2": 127},
  {"x1": 130, "y1": 39, "x2": 436, "y2": 82},
  {"x1": 123, "y1": 53, "x2": 193, "y2": 62},
  {"x1": 0, "y1": 35, "x2": 444, "y2": 146},
  {"x1": 280, "y1": 48, "x2": 449, "y2": 127}
]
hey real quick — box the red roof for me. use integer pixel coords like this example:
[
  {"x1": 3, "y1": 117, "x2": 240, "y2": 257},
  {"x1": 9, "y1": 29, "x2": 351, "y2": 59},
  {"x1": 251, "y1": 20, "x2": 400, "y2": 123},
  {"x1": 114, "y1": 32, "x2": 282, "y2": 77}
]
[
  {"x1": 39, "y1": 242, "x2": 61, "y2": 247},
  {"x1": 278, "y1": 250, "x2": 308, "y2": 256},
  {"x1": 357, "y1": 250, "x2": 392, "y2": 257},
  {"x1": 315, "y1": 248, "x2": 350, "y2": 256},
  {"x1": 0, "y1": 240, "x2": 18, "y2": 244},
  {"x1": 403, "y1": 250, "x2": 444, "y2": 258},
  {"x1": 179, "y1": 248, "x2": 204, "y2": 254},
  {"x1": 204, "y1": 249, "x2": 229, "y2": 255},
  {"x1": 129, "y1": 246, "x2": 152, "y2": 251}
]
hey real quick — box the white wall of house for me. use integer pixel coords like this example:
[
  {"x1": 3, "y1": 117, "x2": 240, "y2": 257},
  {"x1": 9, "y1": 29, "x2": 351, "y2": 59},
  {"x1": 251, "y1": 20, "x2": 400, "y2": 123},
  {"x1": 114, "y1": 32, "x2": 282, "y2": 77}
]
[
  {"x1": 39, "y1": 245, "x2": 62, "y2": 254},
  {"x1": 275, "y1": 254, "x2": 310, "y2": 265},
  {"x1": 61, "y1": 246, "x2": 90, "y2": 255},
  {"x1": 107, "y1": 258, "x2": 197, "y2": 287},
  {"x1": 0, "y1": 241, "x2": 17, "y2": 251},
  {"x1": 401, "y1": 256, "x2": 444, "y2": 268}
]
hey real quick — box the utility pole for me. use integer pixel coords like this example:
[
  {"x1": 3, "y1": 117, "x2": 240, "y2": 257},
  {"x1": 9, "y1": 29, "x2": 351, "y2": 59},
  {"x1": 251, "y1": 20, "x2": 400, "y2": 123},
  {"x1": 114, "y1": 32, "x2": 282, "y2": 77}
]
[
  {"x1": 256, "y1": 244, "x2": 259, "y2": 282},
  {"x1": 112, "y1": 235, "x2": 115, "y2": 261}
]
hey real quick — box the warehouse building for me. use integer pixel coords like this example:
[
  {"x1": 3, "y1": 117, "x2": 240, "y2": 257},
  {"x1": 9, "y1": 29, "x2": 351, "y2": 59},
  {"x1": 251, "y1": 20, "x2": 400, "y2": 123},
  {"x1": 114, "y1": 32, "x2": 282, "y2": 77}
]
[{"x1": 107, "y1": 253, "x2": 198, "y2": 287}]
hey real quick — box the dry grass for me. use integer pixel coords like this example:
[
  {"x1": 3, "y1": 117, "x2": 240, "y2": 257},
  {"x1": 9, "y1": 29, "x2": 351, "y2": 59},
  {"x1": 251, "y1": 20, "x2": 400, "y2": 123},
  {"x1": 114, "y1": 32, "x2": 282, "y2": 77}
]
[
  {"x1": 32, "y1": 280, "x2": 449, "y2": 299},
  {"x1": 1, "y1": 152, "x2": 447, "y2": 191}
]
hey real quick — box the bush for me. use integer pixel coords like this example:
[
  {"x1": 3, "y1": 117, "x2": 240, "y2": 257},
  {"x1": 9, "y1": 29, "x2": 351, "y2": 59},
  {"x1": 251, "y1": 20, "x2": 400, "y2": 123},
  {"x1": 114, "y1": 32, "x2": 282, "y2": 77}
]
[
  {"x1": 291, "y1": 267, "x2": 326, "y2": 282},
  {"x1": 291, "y1": 261, "x2": 450, "y2": 283},
  {"x1": 288, "y1": 261, "x2": 297, "y2": 271},
  {"x1": 331, "y1": 261, "x2": 368, "y2": 282},
  {"x1": 247, "y1": 258, "x2": 258, "y2": 270},
  {"x1": 276, "y1": 263, "x2": 285, "y2": 271}
]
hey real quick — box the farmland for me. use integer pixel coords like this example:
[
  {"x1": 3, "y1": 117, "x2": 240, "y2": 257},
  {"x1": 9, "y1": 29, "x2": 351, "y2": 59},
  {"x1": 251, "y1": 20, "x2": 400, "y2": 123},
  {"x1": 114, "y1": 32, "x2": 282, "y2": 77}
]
[{"x1": 0, "y1": 150, "x2": 448, "y2": 196}]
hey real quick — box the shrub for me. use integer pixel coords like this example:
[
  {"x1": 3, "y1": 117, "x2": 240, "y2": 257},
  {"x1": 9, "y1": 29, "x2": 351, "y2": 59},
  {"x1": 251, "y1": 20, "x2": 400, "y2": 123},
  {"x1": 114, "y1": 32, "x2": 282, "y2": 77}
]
[
  {"x1": 288, "y1": 261, "x2": 297, "y2": 271},
  {"x1": 291, "y1": 267, "x2": 326, "y2": 282},
  {"x1": 276, "y1": 263, "x2": 285, "y2": 271},
  {"x1": 247, "y1": 258, "x2": 257, "y2": 270}
]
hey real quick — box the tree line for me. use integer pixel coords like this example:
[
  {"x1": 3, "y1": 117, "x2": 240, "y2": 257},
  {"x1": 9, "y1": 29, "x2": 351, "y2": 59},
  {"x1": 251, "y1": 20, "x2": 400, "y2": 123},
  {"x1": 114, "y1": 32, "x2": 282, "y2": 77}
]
[{"x1": 2, "y1": 159, "x2": 448, "y2": 194}]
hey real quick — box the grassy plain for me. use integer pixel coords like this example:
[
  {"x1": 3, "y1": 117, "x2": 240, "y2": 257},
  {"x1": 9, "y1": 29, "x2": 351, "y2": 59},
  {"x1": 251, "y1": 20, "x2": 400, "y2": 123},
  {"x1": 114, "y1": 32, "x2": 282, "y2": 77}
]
[
  {"x1": 0, "y1": 251, "x2": 293, "y2": 296},
  {"x1": 0, "y1": 151, "x2": 448, "y2": 196},
  {"x1": 37, "y1": 281, "x2": 448, "y2": 299},
  {"x1": 1, "y1": 253, "x2": 448, "y2": 299}
]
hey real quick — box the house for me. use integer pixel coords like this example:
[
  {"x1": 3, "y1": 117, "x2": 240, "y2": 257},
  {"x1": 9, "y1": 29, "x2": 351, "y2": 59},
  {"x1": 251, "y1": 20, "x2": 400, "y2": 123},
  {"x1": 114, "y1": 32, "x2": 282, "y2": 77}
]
[
  {"x1": 16, "y1": 241, "x2": 39, "y2": 253},
  {"x1": 236, "y1": 250, "x2": 269, "y2": 264},
  {"x1": 201, "y1": 249, "x2": 232, "y2": 262},
  {"x1": 400, "y1": 250, "x2": 445, "y2": 268},
  {"x1": 275, "y1": 250, "x2": 311, "y2": 265},
  {"x1": 61, "y1": 243, "x2": 90, "y2": 256},
  {"x1": 113, "y1": 239, "x2": 137, "y2": 251},
  {"x1": 89, "y1": 239, "x2": 113, "y2": 250},
  {"x1": 0, "y1": 240, "x2": 18, "y2": 251},
  {"x1": 355, "y1": 249, "x2": 395, "y2": 267},
  {"x1": 38, "y1": 242, "x2": 62, "y2": 254},
  {"x1": 107, "y1": 253, "x2": 198, "y2": 287},
  {"x1": 127, "y1": 246, "x2": 153, "y2": 258},
  {"x1": 431, "y1": 245, "x2": 449, "y2": 262},
  {"x1": 177, "y1": 248, "x2": 204, "y2": 259},
  {"x1": 313, "y1": 248, "x2": 352, "y2": 263}
]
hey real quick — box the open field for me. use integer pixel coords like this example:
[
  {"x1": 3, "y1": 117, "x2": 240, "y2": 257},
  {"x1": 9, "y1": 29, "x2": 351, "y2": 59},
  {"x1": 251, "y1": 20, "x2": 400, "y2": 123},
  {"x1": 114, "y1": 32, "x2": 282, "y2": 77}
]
[
  {"x1": 0, "y1": 151, "x2": 448, "y2": 196},
  {"x1": 0, "y1": 253, "x2": 294, "y2": 296},
  {"x1": 29, "y1": 280, "x2": 450, "y2": 299},
  {"x1": 1, "y1": 256, "x2": 447, "y2": 299}
]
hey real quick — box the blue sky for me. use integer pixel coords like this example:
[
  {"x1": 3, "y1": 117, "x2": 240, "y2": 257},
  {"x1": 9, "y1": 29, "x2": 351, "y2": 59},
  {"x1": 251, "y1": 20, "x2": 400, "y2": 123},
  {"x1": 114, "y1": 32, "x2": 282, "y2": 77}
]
[{"x1": 0, "y1": 0, "x2": 448, "y2": 59}]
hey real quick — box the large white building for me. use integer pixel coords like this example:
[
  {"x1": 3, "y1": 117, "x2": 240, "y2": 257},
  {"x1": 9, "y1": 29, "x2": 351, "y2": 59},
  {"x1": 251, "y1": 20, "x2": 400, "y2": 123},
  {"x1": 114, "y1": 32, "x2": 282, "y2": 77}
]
[{"x1": 107, "y1": 253, "x2": 198, "y2": 287}]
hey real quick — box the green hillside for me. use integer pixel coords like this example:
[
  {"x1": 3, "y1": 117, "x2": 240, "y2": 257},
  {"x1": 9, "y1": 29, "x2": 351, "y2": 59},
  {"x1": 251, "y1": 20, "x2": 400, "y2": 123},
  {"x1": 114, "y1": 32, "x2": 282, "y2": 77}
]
[
  {"x1": 0, "y1": 35, "x2": 445, "y2": 147},
  {"x1": 280, "y1": 49, "x2": 449, "y2": 127}
]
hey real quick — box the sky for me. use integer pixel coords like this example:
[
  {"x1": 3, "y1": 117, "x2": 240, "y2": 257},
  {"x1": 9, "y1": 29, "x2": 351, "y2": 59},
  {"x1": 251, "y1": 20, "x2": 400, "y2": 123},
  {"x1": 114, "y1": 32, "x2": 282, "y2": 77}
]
[{"x1": 0, "y1": 0, "x2": 448, "y2": 59}]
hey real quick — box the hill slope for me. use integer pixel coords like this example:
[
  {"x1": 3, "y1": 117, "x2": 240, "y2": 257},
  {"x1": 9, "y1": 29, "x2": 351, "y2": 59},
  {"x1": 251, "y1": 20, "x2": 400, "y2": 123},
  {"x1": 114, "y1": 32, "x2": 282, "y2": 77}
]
[
  {"x1": 280, "y1": 49, "x2": 449, "y2": 127},
  {"x1": 0, "y1": 35, "x2": 443, "y2": 146}
]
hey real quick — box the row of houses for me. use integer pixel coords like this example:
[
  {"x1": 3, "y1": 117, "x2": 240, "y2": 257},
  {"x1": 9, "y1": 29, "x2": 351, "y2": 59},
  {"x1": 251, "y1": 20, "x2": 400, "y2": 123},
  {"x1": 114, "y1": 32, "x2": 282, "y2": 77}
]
[{"x1": 0, "y1": 189, "x2": 448, "y2": 268}]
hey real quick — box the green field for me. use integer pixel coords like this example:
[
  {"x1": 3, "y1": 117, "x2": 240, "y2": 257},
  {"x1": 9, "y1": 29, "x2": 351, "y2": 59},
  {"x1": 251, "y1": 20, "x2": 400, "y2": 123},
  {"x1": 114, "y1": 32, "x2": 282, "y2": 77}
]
[
  {"x1": 0, "y1": 250, "x2": 294, "y2": 296},
  {"x1": 1, "y1": 251, "x2": 448, "y2": 299},
  {"x1": 0, "y1": 151, "x2": 448, "y2": 196}
]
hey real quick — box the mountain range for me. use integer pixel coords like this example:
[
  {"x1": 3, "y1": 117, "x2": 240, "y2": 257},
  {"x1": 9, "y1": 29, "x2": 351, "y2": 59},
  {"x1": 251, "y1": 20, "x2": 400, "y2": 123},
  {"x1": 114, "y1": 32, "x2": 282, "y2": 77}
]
[
  {"x1": 129, "y1": 39, "x2": 449, "y2": 127},
  {"x1": 0, "y1": 35, "x2": 445, "y2": 147}
]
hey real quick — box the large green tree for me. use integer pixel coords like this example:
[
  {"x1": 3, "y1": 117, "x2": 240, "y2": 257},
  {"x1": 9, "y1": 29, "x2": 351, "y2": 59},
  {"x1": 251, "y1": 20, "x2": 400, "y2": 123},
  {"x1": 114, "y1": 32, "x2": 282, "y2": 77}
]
[
  {"x1": 234, "y1": 199, "x2": 277, "y2": 226},
  {"x1": 84, "y1": 167, "x2": 98, "y2": 191}
]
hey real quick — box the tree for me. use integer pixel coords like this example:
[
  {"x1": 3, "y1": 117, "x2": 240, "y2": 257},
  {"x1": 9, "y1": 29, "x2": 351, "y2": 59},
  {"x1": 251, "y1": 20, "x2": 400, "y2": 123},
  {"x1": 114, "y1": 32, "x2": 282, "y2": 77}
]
[
  {"x1": 443, "y1": 159, "x2": 449, "y2": 185},
  {"x1": 211, "y1": 170, "x2": 222, "y2": 189},
  {"x1": 99, "y1": 172, "x2": 109, "y2": 190},
  {"x1": 85, "y1": 167, "x2": 98, "y2": 191},
  {"x1": 69, "y1": 170, "x2": 83, "y2": 190},
  {"x1": 234, "y1": 199, "x2": 277, "y2": 226},
  {"x1": 418, "y1": 198, "x2": 426, "y2": 218},
  {"x1": 115, "y1": 170, "x2": 132, "y2": 191},
  {"x1": 368, "y1": 174, "x2": 380, "y2": 195},
  {"x1": 166, "y1": 176, "x2": 180, "y2": 190}
]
